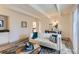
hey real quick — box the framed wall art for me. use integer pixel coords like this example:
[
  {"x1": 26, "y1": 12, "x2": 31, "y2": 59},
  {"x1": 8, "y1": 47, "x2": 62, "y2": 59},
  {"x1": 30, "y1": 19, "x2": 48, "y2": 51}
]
[{"x1": 21, "y1": 21, "x2": 27, "y2": 28}]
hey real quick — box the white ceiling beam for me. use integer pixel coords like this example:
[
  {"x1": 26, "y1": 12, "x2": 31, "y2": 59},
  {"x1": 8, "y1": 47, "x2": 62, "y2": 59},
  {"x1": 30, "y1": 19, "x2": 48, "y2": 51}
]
[
  {"x1": 55, "y1": 4, "x2": 62, "y2": 16},
  {"x1": 29, "y1": 4, "x2": 52, "y2": 19}
]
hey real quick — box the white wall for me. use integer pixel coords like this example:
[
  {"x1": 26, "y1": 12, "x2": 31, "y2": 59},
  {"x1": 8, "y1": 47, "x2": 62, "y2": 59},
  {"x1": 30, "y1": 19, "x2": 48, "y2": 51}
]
[
  {"x1": 0, "y1": 6, "x2": 52, "y2": 44},
  {"x1": 40, "y1": 14, "x2": 73, "y2": 40},
  {"x1": 0, "y1": 6, "x2": 73, "y2": 45},
  {"x1": 59, "y1": 14, "x2": 73, "y2": 39},
  {"x1": 40, "y1": 14, "x2": 73, "y2": 39},
  {"x1": 0, "y1": 7, "x2": 40, "y2": 43}
]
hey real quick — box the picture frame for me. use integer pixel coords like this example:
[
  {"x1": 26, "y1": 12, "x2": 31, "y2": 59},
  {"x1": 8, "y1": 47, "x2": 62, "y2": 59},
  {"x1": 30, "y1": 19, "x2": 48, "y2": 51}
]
[
  {"x1": 0, "y1": 15, "x2": 8, "y2": 30},
  {"x1": 21, "y1": 21, "x2": 27, "y2": 28}
]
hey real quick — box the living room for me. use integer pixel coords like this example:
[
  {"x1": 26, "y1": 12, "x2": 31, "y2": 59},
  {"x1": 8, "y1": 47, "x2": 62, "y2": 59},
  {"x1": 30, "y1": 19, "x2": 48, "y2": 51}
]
[{"x1": 0, "y1": 4, "x2": 77, "y2": 54}]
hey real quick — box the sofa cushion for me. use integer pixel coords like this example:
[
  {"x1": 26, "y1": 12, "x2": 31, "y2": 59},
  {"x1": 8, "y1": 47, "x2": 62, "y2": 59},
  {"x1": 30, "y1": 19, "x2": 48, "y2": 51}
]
[{"x1": 49, "y1": 35, "x2": 57, "y2": 43}]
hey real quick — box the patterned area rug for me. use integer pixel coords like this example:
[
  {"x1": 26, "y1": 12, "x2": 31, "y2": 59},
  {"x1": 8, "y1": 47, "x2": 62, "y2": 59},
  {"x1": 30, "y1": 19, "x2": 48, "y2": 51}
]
[{"x1": 40, "y1": 46, "x2": 59, "y2": 54}]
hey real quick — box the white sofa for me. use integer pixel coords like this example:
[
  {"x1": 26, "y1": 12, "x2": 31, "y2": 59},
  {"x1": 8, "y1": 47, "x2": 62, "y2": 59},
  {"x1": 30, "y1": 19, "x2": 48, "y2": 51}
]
[
  {"x1": 30, "y1": 33, "x2": 62, "y2": 51},
  {"x1": 30, "y1": 33, "x2": 72, "y2": 54}
]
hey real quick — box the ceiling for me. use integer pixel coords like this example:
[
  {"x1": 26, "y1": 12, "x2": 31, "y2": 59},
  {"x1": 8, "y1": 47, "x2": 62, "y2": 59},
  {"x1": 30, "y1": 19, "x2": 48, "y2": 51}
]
[{"x1": 0, "y1": 4, "x2": 76, "y2": 19}]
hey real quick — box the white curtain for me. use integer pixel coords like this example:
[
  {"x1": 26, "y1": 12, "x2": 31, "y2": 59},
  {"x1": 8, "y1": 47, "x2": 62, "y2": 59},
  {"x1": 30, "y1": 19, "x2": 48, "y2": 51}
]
[{"x1": 73, "y1": 6, "x2": 78, "y2": 54}]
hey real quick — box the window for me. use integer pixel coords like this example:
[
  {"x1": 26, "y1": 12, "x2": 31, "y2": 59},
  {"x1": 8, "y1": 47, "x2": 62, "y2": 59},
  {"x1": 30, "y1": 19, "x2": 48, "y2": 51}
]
[
  {"x1": 32, "y1": 22, "x2": 36, "y2": 28},
  {"x1": 32, "y1": 22, "x2": 36, "y2": 32},
  {"x1": 0, "y1": 20, "x2": 3, "y2": 27}
]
